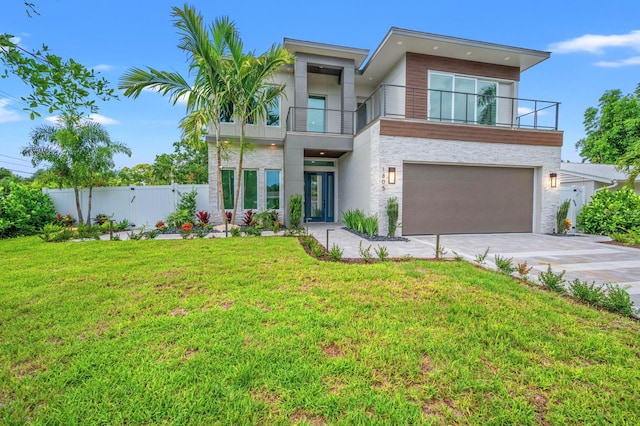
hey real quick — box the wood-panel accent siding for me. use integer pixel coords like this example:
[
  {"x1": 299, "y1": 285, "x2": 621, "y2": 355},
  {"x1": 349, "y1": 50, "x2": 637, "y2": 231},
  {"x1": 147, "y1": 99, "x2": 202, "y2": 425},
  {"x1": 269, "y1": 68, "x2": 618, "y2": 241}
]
[
  {"x1": 406, "y1": 52, "x2": 521, "y2": 87},
  {"x1": 380, "y1": 119, "x2": 563, "y2": 147}
]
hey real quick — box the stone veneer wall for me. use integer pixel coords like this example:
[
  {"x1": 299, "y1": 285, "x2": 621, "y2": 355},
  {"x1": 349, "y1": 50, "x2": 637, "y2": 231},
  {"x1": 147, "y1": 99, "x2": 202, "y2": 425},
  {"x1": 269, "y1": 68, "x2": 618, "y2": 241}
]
[
  {"x1": 362, "y1": 121, "x2": 561, "y2": 236},
  {"x1": 208, "y1": 143, "x2": 284, "y2": 225}
]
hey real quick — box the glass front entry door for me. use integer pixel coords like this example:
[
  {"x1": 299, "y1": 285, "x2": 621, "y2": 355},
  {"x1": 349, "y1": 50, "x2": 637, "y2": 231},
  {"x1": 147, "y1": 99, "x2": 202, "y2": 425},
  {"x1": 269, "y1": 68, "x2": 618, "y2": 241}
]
[{"x1": 304, "y1": 172, "x2": 334, "y2": 222}]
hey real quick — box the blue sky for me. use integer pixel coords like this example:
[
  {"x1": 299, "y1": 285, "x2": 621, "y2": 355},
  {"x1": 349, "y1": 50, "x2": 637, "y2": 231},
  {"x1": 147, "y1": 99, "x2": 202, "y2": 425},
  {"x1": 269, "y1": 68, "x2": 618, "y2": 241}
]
[{"x1": 2, "y1": 0, "x2": 640, "y2": 177}]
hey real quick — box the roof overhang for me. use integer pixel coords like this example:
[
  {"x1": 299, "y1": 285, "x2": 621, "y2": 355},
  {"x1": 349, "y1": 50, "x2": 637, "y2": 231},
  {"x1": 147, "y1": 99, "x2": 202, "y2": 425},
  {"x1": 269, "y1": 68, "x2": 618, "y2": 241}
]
[
  {"x1": 359, "y1": 27, "x2": 551, "y2": 84},
  {"x1": 284, "y1": 38, "x2": 369, "y2": 68}
]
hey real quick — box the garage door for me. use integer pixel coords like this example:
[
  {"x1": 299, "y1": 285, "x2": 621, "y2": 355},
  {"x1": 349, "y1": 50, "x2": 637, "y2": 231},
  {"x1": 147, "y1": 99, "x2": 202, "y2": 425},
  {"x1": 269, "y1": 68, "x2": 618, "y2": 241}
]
[{"x1": 402, "y1": 164, "x2": 533, "y2": 235}]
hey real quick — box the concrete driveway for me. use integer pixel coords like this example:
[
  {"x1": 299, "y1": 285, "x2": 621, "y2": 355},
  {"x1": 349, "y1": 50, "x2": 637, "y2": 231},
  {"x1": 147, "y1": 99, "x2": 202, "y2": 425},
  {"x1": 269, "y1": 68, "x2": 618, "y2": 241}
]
[{"x1": 307, "y1": 224, "x2": 640, "y2": 308}]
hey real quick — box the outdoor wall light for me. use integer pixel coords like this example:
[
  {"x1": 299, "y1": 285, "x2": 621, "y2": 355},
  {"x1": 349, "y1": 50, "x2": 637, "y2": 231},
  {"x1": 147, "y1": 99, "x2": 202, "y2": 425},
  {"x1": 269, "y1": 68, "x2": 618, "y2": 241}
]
[
  {"x1": 388, "y1": 167, "x2": 396, "y2": 185},
  {"x1": 550, "y1": 172, "x2": 557, "y2": 188}
]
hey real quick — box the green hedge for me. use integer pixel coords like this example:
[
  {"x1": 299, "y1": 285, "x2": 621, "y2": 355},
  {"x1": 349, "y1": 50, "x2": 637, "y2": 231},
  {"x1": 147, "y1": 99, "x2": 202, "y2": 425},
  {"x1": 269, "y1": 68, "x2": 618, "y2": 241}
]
[
  {"x1": 577, "y1": 187, "x2": 640, "y2": 235},
  {"x1": 0, "y1": 183, "x2": 56, "y2": 239}
]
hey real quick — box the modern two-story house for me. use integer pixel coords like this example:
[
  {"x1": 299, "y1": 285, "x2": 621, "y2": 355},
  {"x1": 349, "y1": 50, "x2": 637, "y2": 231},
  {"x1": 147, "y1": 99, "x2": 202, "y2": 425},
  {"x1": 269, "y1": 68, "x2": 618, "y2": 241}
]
[{"x1": 208, "y1": 27, "x2": 563, "y2": 235}]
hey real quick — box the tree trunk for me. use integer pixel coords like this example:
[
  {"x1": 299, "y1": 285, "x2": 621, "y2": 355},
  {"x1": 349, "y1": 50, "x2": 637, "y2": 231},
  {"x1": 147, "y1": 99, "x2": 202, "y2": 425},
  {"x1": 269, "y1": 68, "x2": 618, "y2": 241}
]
[
  {"x1": 86, "y1": 185, "x2": 93, "y2": 226},
  {"x1": 73, "y1": 185, "x2": 84, "y2": 225},
  {"x1": 215, "y1": 128, "x2": 226, "y2": 225},
  {"x1": 231, "y1": 125, "x2": 245, "y2": 225}
]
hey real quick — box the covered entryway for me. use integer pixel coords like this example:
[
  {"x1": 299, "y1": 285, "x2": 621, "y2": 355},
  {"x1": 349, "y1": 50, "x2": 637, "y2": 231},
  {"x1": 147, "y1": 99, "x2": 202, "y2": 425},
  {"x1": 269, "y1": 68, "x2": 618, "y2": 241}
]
[{"x1": 402, "y1": 163, "x2": 534, "y2": 235}]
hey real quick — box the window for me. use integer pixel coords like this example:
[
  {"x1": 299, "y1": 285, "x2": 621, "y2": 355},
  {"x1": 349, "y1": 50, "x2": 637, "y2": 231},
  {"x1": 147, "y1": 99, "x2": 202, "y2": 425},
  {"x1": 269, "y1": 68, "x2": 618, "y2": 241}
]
[
  {"x1": 220, "y1": 101, "x2": 234, "y2": 123},
  {"x1": 307, "y1": 95, "x2": 326, "y2": 132},
  {"x1": 266, "y1": 96, "x2": 280, "y2": 126},
  {"x1": 428, "y1": 72, "x2": 498, "y2": 125},
  {"x1": 243, "y1": 170, "x2": 258, "y2": 209},
  {"x1": 266, "y1": 170, "x2": 280, "y2": 209},
  {"x1": 221, "y1": 169, "x2": 234, "y2": 209}
]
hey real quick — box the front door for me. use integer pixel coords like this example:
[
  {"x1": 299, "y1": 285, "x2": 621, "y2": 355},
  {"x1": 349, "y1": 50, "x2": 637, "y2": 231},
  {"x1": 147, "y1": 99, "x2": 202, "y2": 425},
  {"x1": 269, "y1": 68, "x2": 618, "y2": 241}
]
[{"x1": 304, "y1": 171, "x2": 334, "y2": 222}]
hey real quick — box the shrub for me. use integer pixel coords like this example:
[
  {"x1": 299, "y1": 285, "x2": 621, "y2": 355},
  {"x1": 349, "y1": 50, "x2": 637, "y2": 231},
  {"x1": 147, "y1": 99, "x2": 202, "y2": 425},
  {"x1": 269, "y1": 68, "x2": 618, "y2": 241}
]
[
  {"x1": 289, "y1": 194, "x2": 302, "y2": 228},
  {"x1": 387, "y1": 197, "x2": 399, "y2": 237},
  {"x1": 538, "y1": 265, "x2": 566, "y2": 293},
  {"x1": 226, "y1": 211, "x2": 232, "y2": 224},
  {"x1": 167, "y1": 210, "x2": 193, "y2": 228},
  {"x1": 93, "y1": 213, "x2": 111, "y2": 226},
  {"x1": 474, "y1": 247, "x2": 490, "y2": 265},
  {"x1": 610, "y1": 228, "x2": 640, "y2": 245},
  {"x1": 230, "y1": 226, "x2": 241, "y2": 237},
  {"x1": 195, "y1": 211, "x2": 211, "y2": 225},
  {"x1": 568, "y1": 279, "x2": 605, "y2": 306},
  {"x1": 243, "y1": 209, "x2": 254, "y2": 226},
  {"x1": 601, "y1": 283, "x2": 635, "y2": 316},
  {"x1": 516, "y1": 262, "x2": 533, "y2": 279},
  {"x1": 556, "y1": 199, "x2": 571, "y2": 233},
  {"x1": 177, "y1": 189, "x2": 198, "y2": 217},
  {"x1": 54, "y1": 213, "x2": 76, "y2": 227},
  {"x1": 39, "y1": 223, "x2": 69, "y2": 243},
  {"x1": 578, "y1": 187, "x2": 640, "y2": 235},
  {"x1": 358, "y1": 241, "x2": 373, "y2": 263},
  {"x1": 363, "y1": 215, "x2": 378, "y2": 238},
  {"x1": 374, "y1": 245, "x2": 389, "y2": 262},
  {"x1": 328, "y1": 244, "x2": 343, "y2": 261},
  {"x1": 494, "y1": 255, "x2": 515, "y2": 275},
  {"x1": 0, "y1": 182, "x2": 56, "y2": 238}
]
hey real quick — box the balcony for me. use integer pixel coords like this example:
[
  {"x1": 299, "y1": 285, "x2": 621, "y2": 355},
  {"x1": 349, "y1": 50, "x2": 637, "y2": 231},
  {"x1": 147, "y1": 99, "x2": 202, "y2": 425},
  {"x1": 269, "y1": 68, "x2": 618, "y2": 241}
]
[
  {"x1": 357, "y1": 84, "x2": 560, "y2": 133},
  {"x1": 285, "y1": 84, "x2": 560, "y2": 138},
  {"x1": 286, "y1": 107, "x2": 354, "y2": 135}
]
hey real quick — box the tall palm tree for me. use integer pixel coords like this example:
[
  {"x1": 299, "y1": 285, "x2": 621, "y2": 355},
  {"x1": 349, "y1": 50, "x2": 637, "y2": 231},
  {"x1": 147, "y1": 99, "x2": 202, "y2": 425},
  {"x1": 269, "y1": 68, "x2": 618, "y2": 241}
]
[
  {"x1": 22, "y1": 114, "x2": 130, "y2": 225},
  {"x1": 119, "y1": 5, "x2": 235, "y2": 224},
  {"x1": 224, "y1": 42, "x2": 293, "y2": 223}
]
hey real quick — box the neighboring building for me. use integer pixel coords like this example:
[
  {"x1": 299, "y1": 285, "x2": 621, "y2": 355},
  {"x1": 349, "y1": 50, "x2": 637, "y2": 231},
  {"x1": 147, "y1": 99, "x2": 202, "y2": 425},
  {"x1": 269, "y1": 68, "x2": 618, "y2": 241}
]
[
  {"x1": 560, "y1": 163, "x2": 640, "y2": 202},
  {"x1": 208, "y1": 27, "x2": 563, "y2": 235}
]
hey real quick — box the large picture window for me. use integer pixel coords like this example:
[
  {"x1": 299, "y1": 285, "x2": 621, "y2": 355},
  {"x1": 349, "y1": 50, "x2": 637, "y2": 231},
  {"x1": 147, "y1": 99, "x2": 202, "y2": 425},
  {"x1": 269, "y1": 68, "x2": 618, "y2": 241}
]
[
  {"x1": 266, "y1": 170, "x2": 280, "y2": 209},
  {"x1": 429, "y1": 72, "x2": 497, "y2": 125},
  {"x1": 243, "y1": 170, "x2": 258, "y2": 209},
  {"x1": 221, "y1": 169, "x2": 234, "y2": 209}
]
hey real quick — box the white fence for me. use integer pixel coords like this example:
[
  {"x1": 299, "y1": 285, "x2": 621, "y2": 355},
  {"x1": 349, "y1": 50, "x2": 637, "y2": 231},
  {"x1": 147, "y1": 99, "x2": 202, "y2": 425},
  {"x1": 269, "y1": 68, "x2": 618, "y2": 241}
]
[
  {"x1": 559, "y1": 185, "x2": 586, "y2": 232},
  {"x1": 43, "y1": 184, "x2": 209, "y2": 227}
]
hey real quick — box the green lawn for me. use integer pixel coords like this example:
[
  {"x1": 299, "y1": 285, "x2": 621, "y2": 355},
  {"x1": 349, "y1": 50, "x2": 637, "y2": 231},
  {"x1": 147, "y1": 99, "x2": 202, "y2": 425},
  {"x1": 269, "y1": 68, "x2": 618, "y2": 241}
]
[{"x1": 1, "y1": 236, "x2": 639, "y2": 425}]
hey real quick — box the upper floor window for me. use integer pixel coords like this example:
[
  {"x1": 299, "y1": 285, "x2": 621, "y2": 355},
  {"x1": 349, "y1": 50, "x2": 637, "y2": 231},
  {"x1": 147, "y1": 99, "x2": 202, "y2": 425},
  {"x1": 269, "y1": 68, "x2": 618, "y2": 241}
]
[
  {"x1": 428, "y1": 72, "x2": 497, "y2": 126},
  {"x1": 307, "y1": 95, "x2": 326, "y2": 132},
  {"x1": 220, "y1": 101, "x2": 234, "y2": 123},
  {"x1": 266, "y1": 96, "x2": 280, "y2": 127}
]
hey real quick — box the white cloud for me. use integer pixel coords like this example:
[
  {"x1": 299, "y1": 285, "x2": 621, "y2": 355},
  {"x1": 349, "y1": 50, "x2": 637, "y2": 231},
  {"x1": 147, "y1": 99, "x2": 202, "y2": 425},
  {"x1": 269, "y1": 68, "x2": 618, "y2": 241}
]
[
  {"x1": 93, "y1": 64, "x2": 113, "y2": 72},
  {"x1": 45, "y1": 114, "x2": 119, "y2": 125},
  {"x1": 0, "y1": 99, "x2": 23, "y2": 123},
  {"x1": 549, "y1": 30, "x2": 640, "y2": 54},
  {"x1": 87, "y1": 113, "x2": 118, "y2": 125},
  {"x1": 595, "y1": 56, "x2": 640, "y2": 67},
  {"x1": 142, "y1": 86, "x2": 190, "y2": 105}
]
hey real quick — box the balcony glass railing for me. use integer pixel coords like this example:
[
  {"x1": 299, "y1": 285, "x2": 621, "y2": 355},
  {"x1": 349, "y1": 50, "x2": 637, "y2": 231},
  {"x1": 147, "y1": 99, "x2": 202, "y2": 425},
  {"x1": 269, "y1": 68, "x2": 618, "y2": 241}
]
[
  {"x1": 356, "y1": 84, "x2": 560, "y2": 132},
  {"x1": 286, "y1": 107, "x2": 354, "y2": 134}
]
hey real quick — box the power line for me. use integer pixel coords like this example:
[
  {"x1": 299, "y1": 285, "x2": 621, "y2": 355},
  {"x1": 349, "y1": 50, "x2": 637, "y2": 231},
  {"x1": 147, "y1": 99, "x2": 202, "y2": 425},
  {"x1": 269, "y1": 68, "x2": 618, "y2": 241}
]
[
  {"x1": 0, "y1": 154, "x2": 30, "y2": 163},
  {"x1": 0, "y1": 159, "x2": 35, "y2": 169},
  {"x1": 2, "y1": 167, "x2": 33, "y2": 176}
]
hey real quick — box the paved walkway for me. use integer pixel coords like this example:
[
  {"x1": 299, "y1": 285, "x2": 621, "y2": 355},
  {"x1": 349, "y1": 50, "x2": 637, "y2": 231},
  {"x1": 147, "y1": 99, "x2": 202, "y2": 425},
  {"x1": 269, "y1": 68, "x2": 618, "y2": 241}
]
[{"x1": 307, "y1": 223, "x2": 640, "y2": 309}]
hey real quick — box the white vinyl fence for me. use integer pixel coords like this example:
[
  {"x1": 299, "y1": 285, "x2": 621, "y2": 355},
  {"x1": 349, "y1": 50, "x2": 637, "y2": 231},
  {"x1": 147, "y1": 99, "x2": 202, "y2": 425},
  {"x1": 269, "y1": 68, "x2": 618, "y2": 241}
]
[
  {"x1": 559, "y1": 185, "x2": 586, "y2": 232},
  {"x1": 43, "y1": 184, "x2": 209, "y2": 227}
]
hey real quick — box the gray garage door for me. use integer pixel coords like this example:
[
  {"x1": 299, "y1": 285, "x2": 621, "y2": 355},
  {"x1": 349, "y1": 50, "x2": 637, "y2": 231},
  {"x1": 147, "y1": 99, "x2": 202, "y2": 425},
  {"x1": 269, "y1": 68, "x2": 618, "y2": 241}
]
[{"x1": 402, "y1": 164, "x2": 534, "y2": 235}]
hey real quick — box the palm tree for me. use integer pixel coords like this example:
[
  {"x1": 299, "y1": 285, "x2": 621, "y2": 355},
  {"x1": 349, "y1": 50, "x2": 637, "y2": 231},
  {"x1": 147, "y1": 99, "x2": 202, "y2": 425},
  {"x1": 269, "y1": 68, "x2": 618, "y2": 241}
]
[
  {"x1": 119, "y1": 5, "x2": 235, "y2": 224},
  {"x1": 22, "y1": 115, "x2": 130, "y2": 225},
  {"x1": 224, "y1": 42, "x2": 293, "y2": 223}
]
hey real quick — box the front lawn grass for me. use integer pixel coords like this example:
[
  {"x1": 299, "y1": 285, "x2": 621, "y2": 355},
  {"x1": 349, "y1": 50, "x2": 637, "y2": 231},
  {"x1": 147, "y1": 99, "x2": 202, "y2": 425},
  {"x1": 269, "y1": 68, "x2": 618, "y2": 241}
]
[{"x1": 1, "y1": 236, "x2": 639, "y2": 424}]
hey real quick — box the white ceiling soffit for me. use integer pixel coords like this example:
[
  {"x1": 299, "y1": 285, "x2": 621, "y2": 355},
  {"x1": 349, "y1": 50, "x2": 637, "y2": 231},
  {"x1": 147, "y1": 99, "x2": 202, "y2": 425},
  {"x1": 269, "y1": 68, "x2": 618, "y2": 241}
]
[{"x1": 359, "y1": 27, "x2": 551, "y2": 83}]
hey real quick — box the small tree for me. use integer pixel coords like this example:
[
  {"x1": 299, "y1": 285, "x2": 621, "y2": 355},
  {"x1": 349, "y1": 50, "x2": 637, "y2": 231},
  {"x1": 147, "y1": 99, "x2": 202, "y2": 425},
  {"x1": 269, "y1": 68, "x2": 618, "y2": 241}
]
[
  {"x1": 387, "y1": 196, "x2": 399, "y2": 237},
  {"x1": 22, "y1": 116, "x2": 130, "y2": 225},
  {"x1": 289, "y1": 194, "x2": 302, "y2": 228}
]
